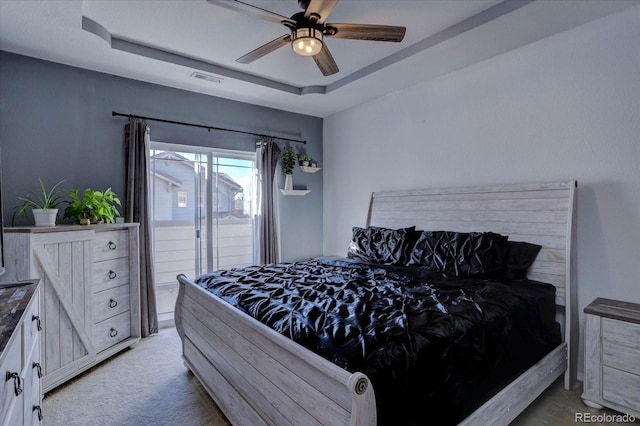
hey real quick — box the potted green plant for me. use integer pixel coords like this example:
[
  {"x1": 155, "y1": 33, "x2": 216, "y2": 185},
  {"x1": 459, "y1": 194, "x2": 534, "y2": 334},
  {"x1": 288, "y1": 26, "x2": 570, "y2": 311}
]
[
  {"x1": 14, "y1": 177, "x2": 64, "y2": 227},
  {"x1": 299, "y1": 154, "x2": 312, "y2": 167},
  {"x1": 282, "y1": 147, "x2": 297, "y2": 190},
  {"x1": 64, "y1": 188, "x2": 122, "y2": 225}
]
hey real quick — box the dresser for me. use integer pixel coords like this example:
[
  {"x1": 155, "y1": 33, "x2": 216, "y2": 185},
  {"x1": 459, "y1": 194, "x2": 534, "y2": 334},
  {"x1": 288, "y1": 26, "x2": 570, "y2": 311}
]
[
  {"x1": 582, "y1": 298, "x2": 640, "y2": 417},
  {"x1": 3, "y1": 224, "x2": 141, "y2": 393},
  {"x1": 0, "y1": 281, "x2": 42, "y2": 425}
]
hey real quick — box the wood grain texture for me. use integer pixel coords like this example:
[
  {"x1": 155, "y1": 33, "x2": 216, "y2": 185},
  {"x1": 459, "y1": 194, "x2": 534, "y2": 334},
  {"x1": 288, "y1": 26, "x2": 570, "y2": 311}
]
[
  {"x1": 176, "y1": 181, "x2": 577, "y2": 424},
  {"x1": 367, "y1": 182, "x2": 574, "y2": 300},
  {"x1": 460, "y1": 343, "x2": 567, "y2": 426},
  {"x1": 581, "y1": 300, "x2": 640, "y2": 418},
  {"x1": 176, "y1": 276, "x2": 375, "y2": 425},
  {"x1": 3, "y1": 224, "x2": 141, "y2": 393},
  {"x1": 0, "y1": 283, "x2": 41, "y2": 426},
  {"x1": 584, "y1": 298, "x2": 640, "y2": 324},
  {"x1": 368, "y1": 180, "x2": 578, "y2": 389}
]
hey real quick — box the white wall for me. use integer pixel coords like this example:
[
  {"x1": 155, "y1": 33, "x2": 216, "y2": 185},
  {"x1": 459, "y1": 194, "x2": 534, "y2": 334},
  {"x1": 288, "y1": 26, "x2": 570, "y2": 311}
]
[{"x1": 323, "y1": 7, "x2": 640, "y2": 380}]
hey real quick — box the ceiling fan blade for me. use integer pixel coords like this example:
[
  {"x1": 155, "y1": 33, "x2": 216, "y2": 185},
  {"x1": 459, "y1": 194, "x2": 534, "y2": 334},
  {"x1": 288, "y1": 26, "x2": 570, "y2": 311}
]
[
  {"x1": 207, "y1": 0, "x2": 295, "y2": 25},
  {"x1": 313, "y1": 44, "x2": 339, "y2": 76},
  {"x1": 236, "y1": 34, "x2": 291, "y2": 64},
  {"x1": 304, "y1": 0, "x2": 339, "y2": 24},
  {"x1": 326, "y1": 23, "x2": 406, "y2": 42}
]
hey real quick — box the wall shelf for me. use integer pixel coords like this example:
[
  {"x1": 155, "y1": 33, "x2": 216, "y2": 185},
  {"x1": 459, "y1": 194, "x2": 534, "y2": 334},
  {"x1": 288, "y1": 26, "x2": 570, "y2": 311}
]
[
  {"x1": 300, "y1": 166, "x2": 321, "y2": 173},
  {"x1": 280, "y1": 189, "x2": 311, "y2": 196}
]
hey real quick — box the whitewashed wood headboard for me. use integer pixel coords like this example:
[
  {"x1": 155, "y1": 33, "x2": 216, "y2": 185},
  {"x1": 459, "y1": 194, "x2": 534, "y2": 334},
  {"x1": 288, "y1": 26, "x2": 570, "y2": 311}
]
[{"x1": 366, "y1": 181, "x2": 578, "y2": 388}]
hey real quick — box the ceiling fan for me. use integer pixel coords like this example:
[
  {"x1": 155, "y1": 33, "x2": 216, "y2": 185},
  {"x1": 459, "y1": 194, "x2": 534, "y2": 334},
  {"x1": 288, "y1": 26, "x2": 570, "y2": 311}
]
[{"x1": 207, "y1": 0, "x2": 406, "y2": 76}]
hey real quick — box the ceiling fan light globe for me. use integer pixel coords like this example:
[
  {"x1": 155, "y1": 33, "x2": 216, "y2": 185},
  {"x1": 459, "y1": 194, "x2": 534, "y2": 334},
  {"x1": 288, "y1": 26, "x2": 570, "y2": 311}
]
[{"x1": 292, "y1": 27, "x2": 323, "y2": 56}]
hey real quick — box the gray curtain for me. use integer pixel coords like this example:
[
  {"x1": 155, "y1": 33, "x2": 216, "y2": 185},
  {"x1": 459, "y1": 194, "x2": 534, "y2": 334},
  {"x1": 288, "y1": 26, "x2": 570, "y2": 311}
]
[
  {"x1": 124, "y1": 119, "x2": 158, "y2": 337},
  {"x1": 255, "y1": 137, "x2": 281, "y2": 264}
]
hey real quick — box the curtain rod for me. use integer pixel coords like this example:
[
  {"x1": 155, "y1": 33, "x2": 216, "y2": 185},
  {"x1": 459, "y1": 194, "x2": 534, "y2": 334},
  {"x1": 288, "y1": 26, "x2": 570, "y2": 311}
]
[{"x1": 111, "y1": 111, "x2": 306, "y2": 144}]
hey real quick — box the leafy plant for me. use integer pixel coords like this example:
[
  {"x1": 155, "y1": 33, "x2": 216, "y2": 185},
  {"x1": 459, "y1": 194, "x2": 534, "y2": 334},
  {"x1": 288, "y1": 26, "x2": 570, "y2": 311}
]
[
  {"x1": 64, "y1": 188, "x2": 122, "y2": 224},
  {"x1": 282, "y1": 147, "x2": 297, "y2": 175},
  {"x1": 14, "y1": 177, "x2": 64, "y2": 220},
  {"x1": 299, "y1": 153, "x2": 312, "y2": 163}
]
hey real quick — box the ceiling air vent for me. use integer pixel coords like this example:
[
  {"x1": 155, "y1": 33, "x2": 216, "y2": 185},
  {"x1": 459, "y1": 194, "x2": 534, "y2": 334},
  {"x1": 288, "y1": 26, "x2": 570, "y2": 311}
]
[{"x1": 190, "y1": 72, "x2": 223, "y2": 84}]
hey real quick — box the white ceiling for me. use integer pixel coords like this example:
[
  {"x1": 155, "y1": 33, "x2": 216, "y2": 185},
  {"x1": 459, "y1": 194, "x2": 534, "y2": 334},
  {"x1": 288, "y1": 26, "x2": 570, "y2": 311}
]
[{"x1": 0, "y1": 0, "x2": 637, "y2": 117}]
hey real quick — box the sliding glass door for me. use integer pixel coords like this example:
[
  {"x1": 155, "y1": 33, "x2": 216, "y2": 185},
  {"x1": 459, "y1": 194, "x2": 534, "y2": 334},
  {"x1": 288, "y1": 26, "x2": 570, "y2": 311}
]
[{"x1": 149, "y1": 142, "x2": 256, "y2": 324}]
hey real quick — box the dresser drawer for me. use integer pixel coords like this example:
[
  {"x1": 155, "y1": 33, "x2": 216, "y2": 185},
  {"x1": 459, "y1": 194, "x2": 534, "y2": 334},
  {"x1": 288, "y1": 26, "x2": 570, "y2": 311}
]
[
  {"x1": 24, "y1": 338, "x2": 42, "y2": 425},
  {"x1": 93, "y1": 257, "x2": 130, "y2": 293},
  {"x1": 94, "y1": 311, "x2": 131, "y2": 353},
  {"x1": 602, "y1": 365, "x2": 640, "y2": 409},
  {"x1": 94, "y1": 285, "x2": 130, "y2": 324},
  {"x1": 0, "y1": 332, "x2": 23, "y2": 420},
  {"x1": 23, "y1": 295, "x2": 41, "y2": 362},
  {"x1": 93, "y1": 230, "x2": 129, "y2": 262}
]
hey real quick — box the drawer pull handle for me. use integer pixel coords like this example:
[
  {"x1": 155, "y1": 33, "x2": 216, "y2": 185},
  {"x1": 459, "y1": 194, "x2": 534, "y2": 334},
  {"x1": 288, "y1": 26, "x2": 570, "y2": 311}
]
[
  {"x1": 109, "y1": 328, "x2": 118, "y2": 338},
  {"x1": 33, "y1": 362, "x2": 43, "y2": 378},
  {"x1": 109, "y1": 299, "x2": 118, "y2": 308},
  {"x1": 6, "y1": 371, "x2": 22, "y2": 396},
  {"x1": 34, "y1": 405, "x2": 43, "y2": 421},
  {"x1": 32, "y1": 314, "x2": 42, "y2": 331},
  {"x1": 108, "y1": 241, "x2": 117, "y2": 250},
  {"x1": 108, "y1": 270, "x2": 117, "y2": 279}
]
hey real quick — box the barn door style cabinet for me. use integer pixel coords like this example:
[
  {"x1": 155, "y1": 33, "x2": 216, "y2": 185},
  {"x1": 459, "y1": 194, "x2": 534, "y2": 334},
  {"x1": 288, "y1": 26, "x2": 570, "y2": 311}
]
[{"x1": 3, "y1": 224, "x2": 141, "y2": 393}]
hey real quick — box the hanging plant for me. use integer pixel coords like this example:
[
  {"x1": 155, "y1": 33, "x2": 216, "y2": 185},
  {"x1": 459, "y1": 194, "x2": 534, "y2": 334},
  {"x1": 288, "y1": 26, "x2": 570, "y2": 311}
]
[{"x1": 282, "y1": 147, "x2": 297, "y2": 175}]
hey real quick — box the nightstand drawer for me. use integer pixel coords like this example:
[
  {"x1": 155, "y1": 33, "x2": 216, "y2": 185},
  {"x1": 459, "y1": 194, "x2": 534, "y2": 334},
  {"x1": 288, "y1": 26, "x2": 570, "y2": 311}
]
[
  {"x1": 582, "y1": 298, "x2": 640, "y2": 418},
  {"x1": 93, "y1": 285, "x2": 130, "y2": 324},
  {"x1": 602, "y1": 366, "x2": 640, "y2": 409},
  {"x1": 93, "y1": 230, "x2": 129, "y2": 262},
  {"x1": 93, "y1": 258, "x2": 130, "y2": 293},
  {"x1": 602, "y1": 318, "x2": 640, "y2": 375},
  {"x1": 94, "y1": 311, "x2": 131, "y2": 353}
]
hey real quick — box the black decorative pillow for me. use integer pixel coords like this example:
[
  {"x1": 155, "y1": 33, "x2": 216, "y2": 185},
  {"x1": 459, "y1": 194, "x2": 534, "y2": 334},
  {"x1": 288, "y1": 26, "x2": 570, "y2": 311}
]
[
  {"x1": 502, "y1": 241, "x2": 542, "y2": 280},
  {"x1": 407, "y1": 231, "x2": 509, "y2": 279},
  {"x1": 347, "y1": 226, "x2": 415, "y2": 265}
]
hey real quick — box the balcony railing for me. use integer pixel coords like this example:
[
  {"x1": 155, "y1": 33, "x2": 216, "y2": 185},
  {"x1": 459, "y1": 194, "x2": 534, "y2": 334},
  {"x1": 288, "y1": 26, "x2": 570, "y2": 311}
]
[{"x1": 152, "y1": 218, "x2": 253, "y2": 322}]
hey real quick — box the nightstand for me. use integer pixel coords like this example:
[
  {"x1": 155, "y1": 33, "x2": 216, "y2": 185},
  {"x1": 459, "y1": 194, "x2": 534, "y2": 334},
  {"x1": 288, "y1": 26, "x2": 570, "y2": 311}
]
[{"x1": 582, "y1": 298, "x2": 640, "y2": 417}]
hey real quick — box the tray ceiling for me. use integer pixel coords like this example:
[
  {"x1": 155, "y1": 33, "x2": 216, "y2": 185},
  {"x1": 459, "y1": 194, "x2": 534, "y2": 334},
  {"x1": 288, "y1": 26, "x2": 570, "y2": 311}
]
[{"x1": 0, "y1": 0, "x2": 636, "y2": 117}]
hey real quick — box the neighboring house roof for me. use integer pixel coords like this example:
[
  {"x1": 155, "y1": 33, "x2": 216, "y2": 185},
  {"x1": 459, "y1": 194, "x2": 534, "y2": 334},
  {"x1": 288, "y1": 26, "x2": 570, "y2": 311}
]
[
  {"x1": 151, "y1": 169, "x2": 183, "y2": 187},
  {"x1": 151, "y1": 151, "x2": 243, "y2": 193},
  {"x1": 152, "y1": 151, "x2": 192, "y2": 162},
  {"x1": 215, "y1": 172, "x2": 243, "y2": 193}
]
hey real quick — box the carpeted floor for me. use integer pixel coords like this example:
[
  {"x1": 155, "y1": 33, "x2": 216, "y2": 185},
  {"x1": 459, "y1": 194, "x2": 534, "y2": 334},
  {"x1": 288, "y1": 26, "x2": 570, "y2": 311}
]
[{"x1": 44, "y1": 327, "x2": 634, "y2": 426}]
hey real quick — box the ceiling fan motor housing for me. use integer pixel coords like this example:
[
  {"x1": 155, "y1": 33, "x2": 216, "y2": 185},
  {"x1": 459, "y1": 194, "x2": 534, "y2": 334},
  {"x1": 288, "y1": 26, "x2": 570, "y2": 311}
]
[{"x1": 287, "y1": 12, "x2": 326, "y2": 56}]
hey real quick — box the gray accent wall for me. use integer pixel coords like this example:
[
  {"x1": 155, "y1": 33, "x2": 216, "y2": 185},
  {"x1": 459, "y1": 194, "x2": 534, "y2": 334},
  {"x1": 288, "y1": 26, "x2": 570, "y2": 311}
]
[{"x1": 0, "y1": 52, "x2": 323, "y2": 262}]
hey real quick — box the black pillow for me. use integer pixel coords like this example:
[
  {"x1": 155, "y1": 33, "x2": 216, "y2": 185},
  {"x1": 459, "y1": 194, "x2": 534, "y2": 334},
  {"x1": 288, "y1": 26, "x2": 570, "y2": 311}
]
[
  {"x1": 347, "y1": 226, "x2": 415, "y2": 265},
  {"x1": 502, "y1": 241, "x2": 542, "y2": 280},
  {"x1": 407, "y1": 230, "x2": 509, "y2": 279}
]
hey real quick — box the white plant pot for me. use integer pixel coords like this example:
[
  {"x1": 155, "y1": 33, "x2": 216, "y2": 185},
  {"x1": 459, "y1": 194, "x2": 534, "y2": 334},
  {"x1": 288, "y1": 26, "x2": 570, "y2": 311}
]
[
  {"x1": 32, "y1": 208, "x2": 58, "y2": 227},
  {"x1": 284, "y1": 174, "x2": 293, "y2": 191}
]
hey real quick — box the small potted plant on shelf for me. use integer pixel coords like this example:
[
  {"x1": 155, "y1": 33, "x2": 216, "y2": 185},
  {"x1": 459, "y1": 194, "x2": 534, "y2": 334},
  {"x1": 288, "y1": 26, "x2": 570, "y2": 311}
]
[
  {"x1": 64, "y1": 187, "x2": 122, "y2": 225},
  {"x1": 14, "y1": 177, "x2": 65, "y2": 227},
  {"x1": 282, "y1": 147, "x2": 297, "y2": 191},
  {"x1": 299, "y1": 154, "x2": 312, "y2": 167}
]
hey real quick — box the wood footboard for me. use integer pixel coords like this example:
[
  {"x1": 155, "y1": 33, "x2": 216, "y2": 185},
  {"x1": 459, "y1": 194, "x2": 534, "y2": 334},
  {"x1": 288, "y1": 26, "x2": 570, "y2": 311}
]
[{"x1": 175, "y1": 274, "x2": 376, "y2": 426}]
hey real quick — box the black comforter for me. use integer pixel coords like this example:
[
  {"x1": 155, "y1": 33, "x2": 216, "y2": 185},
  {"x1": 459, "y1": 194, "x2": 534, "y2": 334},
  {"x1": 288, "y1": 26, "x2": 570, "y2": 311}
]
[{"x1": 195, "y1": 257, "x2": 560, "y2": 425}]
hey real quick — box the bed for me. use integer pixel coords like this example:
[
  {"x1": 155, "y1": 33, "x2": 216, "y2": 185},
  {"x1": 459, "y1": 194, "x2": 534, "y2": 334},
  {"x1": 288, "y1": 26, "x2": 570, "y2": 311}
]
[{"x1": 175, "y1": 181, "x2": 578, "y2": 425}]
